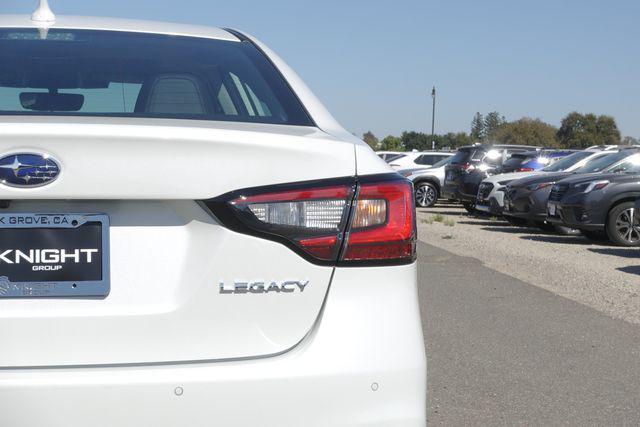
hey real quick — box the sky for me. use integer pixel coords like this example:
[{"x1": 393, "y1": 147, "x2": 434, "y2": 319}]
[{"x1": 3, "y1": 0, "x2": 640, "y2": 138}]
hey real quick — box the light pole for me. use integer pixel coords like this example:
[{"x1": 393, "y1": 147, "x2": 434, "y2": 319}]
[{"x1": 430, "y1": 86, "x2": 436, "y2": 150}]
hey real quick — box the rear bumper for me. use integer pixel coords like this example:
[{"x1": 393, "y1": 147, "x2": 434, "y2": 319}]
[{"x1": 0, "y1": 264, "x2": 426, "y2": 427}]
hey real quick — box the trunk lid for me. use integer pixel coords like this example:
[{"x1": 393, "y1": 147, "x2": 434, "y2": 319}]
[{"x1": 0, "y1": 117, "x2": 355, "y2": 367}]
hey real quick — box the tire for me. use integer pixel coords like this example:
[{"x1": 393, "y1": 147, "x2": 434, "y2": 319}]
[
  {"x1": 462, "y1": 201, "x2": 476, "y2": 213},
  {"x1": 553, "y1": 225, "x2": 581, "y2": 236},
  {"x1": 581, "y1": 230, "x2": 608, "y2": 241},
  {"x1": 606, "y1": 202, "x2": 640, "y2": 246},
  {"x1": 415, "y1": 182, "x2": 438, "y2": 208}
]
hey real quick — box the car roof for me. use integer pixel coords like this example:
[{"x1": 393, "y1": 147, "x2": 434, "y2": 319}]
[{"x1": 0, "y1": 15, "x2": 239, "y2": 42}]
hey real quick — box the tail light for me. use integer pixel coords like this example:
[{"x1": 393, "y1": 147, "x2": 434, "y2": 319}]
[
  {"x1": 203, "y1": 174, "x2": 416, "y2": 266},
  {"x1": 458, "y1": 162, "x2": 475, "y2": 173},
  {"x1": 517, "y1": 167, "x2": 534, "y2": 172}
]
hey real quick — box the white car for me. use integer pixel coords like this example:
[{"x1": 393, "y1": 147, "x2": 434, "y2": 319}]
[
  {"x1": 0, "y1": 5, "x2": 426, "y2": 427},
  {"x1": 475, "y1": 148, "x2": 618, "y2": 215},
  {"x1": 404, "y1": 157, "x2": 454, "y2": 207},
  {"x1": 376, "y1": 151, "x2": 403, "y2": 162},
  {"x1": 387, "y1": 151, "x2": 453, "y2": 170}
]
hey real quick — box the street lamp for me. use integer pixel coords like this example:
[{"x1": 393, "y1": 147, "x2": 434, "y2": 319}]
[{"x1": 431, "y1": 86, "x2": 436, "y2": 150}]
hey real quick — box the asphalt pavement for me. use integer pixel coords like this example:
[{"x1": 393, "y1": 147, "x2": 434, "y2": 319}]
[{"x1": 418, "y1": 241, "x2": 640, "y2": 425}]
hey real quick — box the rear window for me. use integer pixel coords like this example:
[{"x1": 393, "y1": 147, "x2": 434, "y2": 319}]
[
  {"x1": 450, "y1": 149, "x2": 479, "y2": 164},
  {"x1": 385, "y1": 154, "x2": 406, "y2": 163},
  {"x1": 501, "y1": 154, "x2": 530, "y2": 169},
  {"x1": 0, "y1": 29, "x2": 313, "y2": 126}
]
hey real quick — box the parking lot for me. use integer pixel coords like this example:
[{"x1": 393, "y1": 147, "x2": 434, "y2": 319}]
[{"x1": 417, "y1": 203, "x2": 640, "y2": 424}]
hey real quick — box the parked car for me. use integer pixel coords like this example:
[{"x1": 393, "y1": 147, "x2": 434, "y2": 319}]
[
  {"x1": 376, "y1": 151, "x2": 404, "y2": 162},
  {"x1": 499, "y1": 149, "x2": 577, "y2": 173},
  {"x1": 546, "y1": 152, "x2": 640, "y2": 246},
  {"x1": 476, "y1": 149, "x2": 608, "y2": 215},
  {"x1": 0, "y1": 8, "x2": 426, "y2": 425},
  {"x1": 405, "y1": 156, "x2": 454, "y2": 207},
  {"x1": 387, "y1": 151, "x2": 453, "y2": 170},
  {"x1": 442, "y1": 144, "x2": 539, "y2": 212},
  {"x1": 503, "y1": 148, "x2": 640, "y2": 233}
]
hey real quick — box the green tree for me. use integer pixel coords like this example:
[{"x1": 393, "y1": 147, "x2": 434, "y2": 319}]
[
  {"x1": 557, "y1": 112, "x2": 621, "y2": 148},
  {"x1": 440, "y1": 132, "x2": 471, "y2": 149},
  {"x1": 622, "y1": 136, "x2": 639, "y2": 146},
  {"x1": 400, "y1": 131, "x2": 431, "y2": 151},
  {"x1": 362, "y1": 131, "x2": 379, "y2": 149},
  {"x1": 379, "y1": 135, "x2": 403, "y2": 151},
  {"x1": 470, "y1": 112, "x2": 485, "y2": 142},
  {"x1": 492, "y1": 118, "x2": 558, "y2": 147},
  {"x1": 484, "y1": 111, "x2": 506, "y2": 140},
  {"x1": 595, "y1": 115, "x2": 621, "y2": 146}
]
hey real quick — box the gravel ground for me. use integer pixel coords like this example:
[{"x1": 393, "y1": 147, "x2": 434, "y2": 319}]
[{"x1": 417, "y1": 202, "x2": 640, "y2": 324}]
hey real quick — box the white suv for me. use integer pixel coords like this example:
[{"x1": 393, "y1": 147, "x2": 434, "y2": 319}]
[
  {"x1": 388, "y1": 151, "x2": 453, "y2": 169},
  {"x1": 0, "y1": 9, "x2": 425, "y2": 427}
]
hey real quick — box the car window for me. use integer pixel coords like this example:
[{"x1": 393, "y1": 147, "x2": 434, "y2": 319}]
[
  {"x1": 0, "y1": 29, "x2": 312, "y2": 126},
  {"x1": 606, "y1": 154, "x2": 640, "y2": 174},
  {"x1": 575, "y1": 152, "x2": 632, "y2": 173},
  {"x1": 385, "y1": 154, "x2": 406, "y2": 163},
  {"x1": 415, "y1": 155, "x2": 441, "y2": 165},
  {"x1": 542, "y1": 151, "x2": 593, "y2": 172},
  {"x1": 449, "y1": 150, "x2": 473, "y2": 164},
  {"x1": 432, "y1": 156, "x2": 453, "y2": 168}
]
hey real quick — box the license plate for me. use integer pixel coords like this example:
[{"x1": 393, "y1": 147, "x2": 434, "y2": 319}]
[
  {"x1": 0, "y1": 214, "x2": 109, "y2": 298},
  {"x1": 548, "y1": 203, "x2": 557, "y2": 217}
]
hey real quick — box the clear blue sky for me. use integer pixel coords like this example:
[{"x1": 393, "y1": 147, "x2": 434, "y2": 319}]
[{"x1": 4, "y1": 0, "x2": 640, "y2": 138}]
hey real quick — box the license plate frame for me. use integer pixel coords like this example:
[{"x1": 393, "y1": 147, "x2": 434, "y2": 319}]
[{"x1": 0, "y1": 213, "x2": 110, "y2": 299}]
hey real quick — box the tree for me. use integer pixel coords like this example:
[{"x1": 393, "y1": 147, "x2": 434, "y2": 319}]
[
  {"x1": 379, "y1": 135, "x2": 403, "y2": 151},
  {"x1": 470, "y1": 112, "x2": 484, "y2": 142},
  {"x1": 483, "y1": 111, "x2": 506, "y2": 140},
  {"x1": 557, "y1": 112, "x2": 621, "y2": 148},
  {"x1": 400, "y1": 131, "x2": 431, "y2": 151},
  {"x1": 440, "y1": 132, "x2": 471, "y2": 149},
  {"x1": 491, "y1": 118, "x2": 558, "y2": 147},
  {"x1": 595, "y1": 115, "x2": 621, "y2": 146},
  {"x1": 622, "y1": 136, "x2": 639, "y2": 146},
  {"x1": 362, "y1": 131, "x2": 379, "y2": 149}
]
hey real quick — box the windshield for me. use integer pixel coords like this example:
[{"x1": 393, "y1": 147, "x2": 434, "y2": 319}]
[
  {"x1": 574, "y1": 151, "x2": 633, "y2": 173},
  {"x1": 604, "y1": 153, "x2": 640, "y2": 174},
  {"x1": 542, "y1": 151, "x2": 593, "y2": 172},
  {"x1": 0, "y1": 29, "x2": 313, "y2": 126},
  {"x1": 432, "y1": 156, "x2": 453, "y2": 168}
]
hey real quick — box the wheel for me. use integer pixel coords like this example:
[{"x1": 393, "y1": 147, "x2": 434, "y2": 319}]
[
  {"x1": 505, "y1": 216, "x2": 527, "y2": 227},
  {"x1": 415, "y1": 182, "x2": 438, "y2": 207},
  {"x1": 606, "y1": 202, "x2": 640, "y2": 246},
  {"x1": 553, "y1": 225, "x2": 581, "y2": 236},
  {"x1": 462, "y1": 201, "x2": 476, "y2": 213},
  {"x1": 581, "y1": 230, "x2": 608, "y2": 241}
]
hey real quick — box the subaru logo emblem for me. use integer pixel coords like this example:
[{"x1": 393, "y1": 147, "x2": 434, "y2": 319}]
[{"x1": 0, "y1": 153, "x2": 60, "y2": 188}]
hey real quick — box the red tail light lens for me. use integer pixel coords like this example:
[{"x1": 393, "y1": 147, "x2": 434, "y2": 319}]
[
  {"x1": 204, "y1": 174, "x2": 417, "y2": 266},
  {"x1": 342, "y1": 180, "x2": 416, "y2": 263},
  {"x1": 517, "y1": 167, "x2": 534, "y2": 172}
]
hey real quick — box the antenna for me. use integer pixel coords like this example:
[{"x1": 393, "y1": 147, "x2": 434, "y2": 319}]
[{"x1": 31, "y1": 0, "x2": 56, "y2": 23}]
